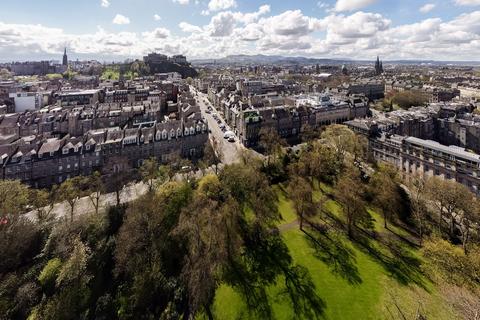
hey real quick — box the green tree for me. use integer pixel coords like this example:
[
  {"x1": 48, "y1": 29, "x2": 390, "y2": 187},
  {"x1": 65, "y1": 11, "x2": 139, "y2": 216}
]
[
  {"x1": 86, "y1": 172, "x2": 104, "y2": 215},
  {"x1": 407, "y1": 173, "x2": 429, "y2": 245},
  {"x1": 200, "y1": 140, "x2": 222, "y2": 175},
  {"x1": 57, "y1": 176, "x2": 88, "y2": 223},
  {"x1": 140, "y1": 157, "x2": 161, "y2": 192},
  {"x1": 0, "y1": 180, "x2": 30, "y2": 217},
  {"x1": 259, "y1": 127, "x2": 287, "y2": 165},
  {"x1": 334, "y1": 166, "x2": 369, "y2": 238},
  {"x1": 370, "y1": 163, "x2": 402, "y2": 229},
  {"x1": 458, "y1": 198, "x2": 480, "y2": 254},
  {"x1": 321, "y1": 125, "x2": 361, "y2": 164},
  {"x1": 391, "y1": 90, "x2": 429, "y2": 109},
  {"x1": 426, "y1": 177, "x2": 473, "y2": 239},
  {"x1": 288, "y1": 176, "x2": 316, "y2": 231},
  {"x1": 30, "y1": 188, "x2": 56, "y2": 224}
]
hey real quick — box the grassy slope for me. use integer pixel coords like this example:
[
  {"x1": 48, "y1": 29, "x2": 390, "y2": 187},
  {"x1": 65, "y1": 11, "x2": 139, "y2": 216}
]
[{"x1": 211, "y1": 186, "x2": 457, "y2": 320}]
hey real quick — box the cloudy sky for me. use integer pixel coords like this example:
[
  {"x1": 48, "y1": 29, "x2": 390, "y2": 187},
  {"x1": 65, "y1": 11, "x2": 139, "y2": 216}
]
[{"x1": 1, "y1": 0, "x2": 480, "y2": 61}]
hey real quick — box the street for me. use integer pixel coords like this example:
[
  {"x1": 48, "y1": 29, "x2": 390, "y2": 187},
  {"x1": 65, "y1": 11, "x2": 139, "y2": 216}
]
[{"x1": 190, "y1": 86, "x2": 243, "y2": 165}]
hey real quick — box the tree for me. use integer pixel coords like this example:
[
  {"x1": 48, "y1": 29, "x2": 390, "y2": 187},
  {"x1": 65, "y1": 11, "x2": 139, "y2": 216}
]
[
  {"x1": 86, "y1": 172, "x2": 104, "y2": 215},
  {"x1": 288, "y1": 176, "x2": 316, "y2": 231},
  {"x1": 334, "y1": 166, "x2": 369, "y2": 238},
  {"x1": 115, "y1": 181, "x2": 193, "y2": 318},
  {"x1": 408, "y1": 174, "x2": 429, "y2": 245},
  {"x1": 370, "y1": 163, "x2": 402, "y2": 229},
  {"x1": 259, "y1": 127, "x2": 287, "y2": 165},
  {"x1": 57, "y1": 176, "x2": 88, "y2": 223},
  {"x1": 175, "y1": 175, "x2": 240, "y2": 319},
  {"x1": 391, "y1": 90, "x2": 429, "y2": 109},
  {"x1": 300, "y1": 123, "x2": 320, "y2": 144},
  {"x1": 102, "y1": 156, "x2": 136, "y2": 206},
  {"x1": 140, "y1": 157, "x2": 162, "y2": 192},
  {"x1": 104, "y1": 171, "x2": 135, "y2": 207},
  {"x1": 458, "y1": 198, "x2": 480, "y2": 254},
  {"x1": 321, "y1": 125, "x2": 360, "y2": 164},
  {"x1": 30, "y1": 188, "x2": 56, "y2": 224},
  {"x1": 201, "y1": 140, "x2": 222, "y2": 175},
  {"x1": 426, "y1": 177, "x2": 473, "y2": 239},
  {"x1": 0, "y1": 180, "x2": 30, "y2": 217},
  {"x1": 0, "y1": 68, "x2": 13, "y2": 80}
]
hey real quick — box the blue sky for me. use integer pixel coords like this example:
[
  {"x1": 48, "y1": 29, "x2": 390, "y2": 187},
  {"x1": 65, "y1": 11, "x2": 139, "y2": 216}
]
[{"x1": 0, "y1": 0, "x2": 480, "y2": 61}]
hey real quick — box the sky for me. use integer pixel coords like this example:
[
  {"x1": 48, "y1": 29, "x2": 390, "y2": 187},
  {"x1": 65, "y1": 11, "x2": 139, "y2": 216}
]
[{"x1": 1, "y1": 0, "x2": 480, "y2": 62}]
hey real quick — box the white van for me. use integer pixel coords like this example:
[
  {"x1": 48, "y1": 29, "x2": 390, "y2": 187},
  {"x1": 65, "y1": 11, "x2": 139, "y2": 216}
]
[{"x1": 223, "y1": 131, "x2": 234, "y2": 139}]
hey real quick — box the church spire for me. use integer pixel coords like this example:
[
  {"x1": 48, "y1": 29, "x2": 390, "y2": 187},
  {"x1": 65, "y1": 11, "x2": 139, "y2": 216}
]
[
  {"x1": 62, "y1": 47, "x2": 68, "y2": 66},
  {"x1": 375, "y1": 56, "x2": 383, "y2": 75}
]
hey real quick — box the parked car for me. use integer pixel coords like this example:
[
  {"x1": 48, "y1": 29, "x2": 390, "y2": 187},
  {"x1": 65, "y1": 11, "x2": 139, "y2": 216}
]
[{"x1": 224, "y1": 131, "x2": 234, "y2": 139}]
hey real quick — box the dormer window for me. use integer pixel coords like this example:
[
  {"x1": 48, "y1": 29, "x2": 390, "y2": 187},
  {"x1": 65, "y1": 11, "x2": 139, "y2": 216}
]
[
  {"x1": 170, "y1": 129, "x2": 175, "y2": 138},
  {"x1": 85, "y1": 145, "x2": 90, "y2": 151},
  {"x1": 63, "y1": 148, "x2": 69, "y2": 155},
  {"x1": 190, "y1": 127, "x2": 195, "y2": 135},
  {"x1": 177, "y1": 128, "x2": 182, "y2": 137},
  {"x1": 162, "y1": 130, "x2": 167, "y2": 140},
  {"x1": 184, "y1": 129, "x2": 189, "y2": 136},
  {"x1": 50, "y1": 151, "x2": 54, "y2": 157}
]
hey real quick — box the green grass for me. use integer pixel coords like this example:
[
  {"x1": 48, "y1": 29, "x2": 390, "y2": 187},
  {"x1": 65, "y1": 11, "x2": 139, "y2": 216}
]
[
  {"x1": 209, "y1": 186, "x2": 458, "y2": 320},
  {"x1": 273, "y1": 185, "x2": 297, "y2": 225}
]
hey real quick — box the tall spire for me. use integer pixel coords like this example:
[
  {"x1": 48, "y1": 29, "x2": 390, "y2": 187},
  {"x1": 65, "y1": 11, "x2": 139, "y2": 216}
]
[
  {"x1": 62, "y1": 47, "x2": 68, "y2": 66},
  {"x1": 375, "y1": 56, "x2": 382, "y2": 75}
]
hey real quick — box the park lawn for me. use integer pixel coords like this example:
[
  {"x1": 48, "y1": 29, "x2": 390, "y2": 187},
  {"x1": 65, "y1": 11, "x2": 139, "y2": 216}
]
[
  {"x1": 273, "y1": 185, "x2": 297, "y2": 225},
  {"x1": 211, "y1": 226, "x2": 456, "y2": 320},
  {"x1": 209, "y1": 186, "x2": 457, "y2": 320}
]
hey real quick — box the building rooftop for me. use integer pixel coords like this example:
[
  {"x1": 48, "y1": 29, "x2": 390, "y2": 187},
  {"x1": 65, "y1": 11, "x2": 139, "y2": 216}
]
[{"x1": 405, "y1": 136, "x2": 480, "y2": 163}]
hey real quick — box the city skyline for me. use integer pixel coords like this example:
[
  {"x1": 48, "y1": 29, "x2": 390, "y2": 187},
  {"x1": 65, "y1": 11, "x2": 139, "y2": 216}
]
[{"x1": 1, "y1": 0, "x2": 480, "y2": 61}]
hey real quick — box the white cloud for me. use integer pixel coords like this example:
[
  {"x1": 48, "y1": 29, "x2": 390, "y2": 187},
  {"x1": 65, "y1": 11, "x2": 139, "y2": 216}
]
[
  {"x1": 334, "y1": 0, "x2": 377, "y2": 12},
  {"x1": 455, "y1": 0, "x2": 480, "y2": 5},
  {"x1": 179, "y1": 22, "x2": 203, "y2": 33},
  {"x1": 153, "y1": 14, "x2": 161, "y2": 21},
  {"x1": 261, "y1": 10, "x2": 320, "y2": 36},
  {"x1": 112, "y1": 14, "x2": 130, "y2": 25},
  {"x1": 172, "y1": 0, "x2": 189, "y2": 5},
  {"x1": 1, "y1": 8, "x2": 480, "y2": 61},
  {"x1": 208, "y1": 0, "x2": 237, "y2": 11},
  {"x1": 420, "y1": 3, "x2": 436, "y2": 13},
  {"x1": 142, "y1": 27, "x2": 171, "y2": 39},
  {"x1": 101, "y1": 0, "x2": 110, "y2": 8}
]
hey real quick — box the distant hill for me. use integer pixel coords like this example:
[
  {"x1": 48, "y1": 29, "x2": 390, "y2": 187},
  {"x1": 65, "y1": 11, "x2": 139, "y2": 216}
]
[
  {"x1": 192, "y1": 54, "x2": 350, "y2": 66},
  {"x1": 191, "y1": 54, "x2": 480, "y2": 67}
]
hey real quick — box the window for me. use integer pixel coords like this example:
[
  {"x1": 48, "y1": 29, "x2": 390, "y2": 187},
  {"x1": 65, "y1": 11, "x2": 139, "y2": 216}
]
[{"x1": 59, "y1": 165, "x2": 63, "y2": 171}]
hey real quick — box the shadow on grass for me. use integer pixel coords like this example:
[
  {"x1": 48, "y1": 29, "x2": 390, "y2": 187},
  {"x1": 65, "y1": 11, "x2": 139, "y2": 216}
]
[
  {"x1": 352, "y1": 230, "x2": 429, "y2": 291},
  {"x1": 304, "y1": 222, "x2": 363, "y2": 286}
]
